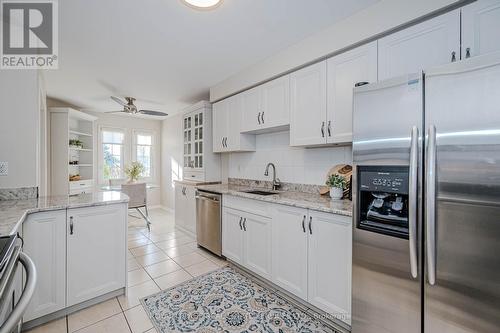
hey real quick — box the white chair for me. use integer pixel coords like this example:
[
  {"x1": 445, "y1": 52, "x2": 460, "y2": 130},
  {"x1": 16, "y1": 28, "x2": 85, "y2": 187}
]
[{"x1": 121, "y1": 183, "x2": 151, "y2": 231}]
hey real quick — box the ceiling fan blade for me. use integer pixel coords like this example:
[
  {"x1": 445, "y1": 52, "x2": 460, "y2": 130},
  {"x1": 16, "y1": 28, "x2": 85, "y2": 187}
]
[
  {"x1": 104, "y1": 110, "x2": 126, "y2": 113},
  {"x1": 139, "y1": 110, "x2": 168, "y2": 116},
  {"x1": 110, "y1": 96, "x2": 127, "y2": 106}
]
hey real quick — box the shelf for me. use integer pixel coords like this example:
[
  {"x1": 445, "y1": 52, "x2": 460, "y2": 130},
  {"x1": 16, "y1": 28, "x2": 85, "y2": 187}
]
[
  {"x1": 69, "y1": 164, "x2": 93, "y2": 167},
  {"x1": 69, "y1": 147, "x2": 93, "y2": 152},
  {"x1": 69, "y1": 130, "x2": 92, "y2": 137}
]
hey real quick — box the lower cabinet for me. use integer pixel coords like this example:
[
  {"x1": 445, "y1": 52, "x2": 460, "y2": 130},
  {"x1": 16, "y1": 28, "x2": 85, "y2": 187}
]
[
  {"x1": 22, "y1": 203, "x2": 127, "y2": 322},
  {"x1": 23, "y1": 210, "x2": 67, "y2": 322},
  {"x1": 222, "y1": 207, "x2": 272, "y2": 280},
  {"x1": 223, "y1": 197, "x2": 352, "y2": 325},
  {"x1": 67, "y1": 204, "x2": 127, "y2": 306},
  {"x1": 174, "y1": 183, "x2": 197, "y2": 235}
]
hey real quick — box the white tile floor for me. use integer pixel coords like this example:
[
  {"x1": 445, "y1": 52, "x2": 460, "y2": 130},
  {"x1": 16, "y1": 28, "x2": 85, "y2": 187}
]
[{"x1": 26, "y1": 208, "x2": 227, "y2": 333}]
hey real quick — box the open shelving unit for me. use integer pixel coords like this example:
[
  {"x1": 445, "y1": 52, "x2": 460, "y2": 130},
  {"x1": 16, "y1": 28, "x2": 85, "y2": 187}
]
[{"x1": 50, "y1": 108, "x2": 97, "y2": 196}]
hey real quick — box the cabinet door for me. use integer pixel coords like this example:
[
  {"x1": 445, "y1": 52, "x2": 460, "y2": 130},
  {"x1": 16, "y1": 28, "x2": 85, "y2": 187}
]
[
  {"x1": 261, "y1": 75, "x2": 290, "y2": 129},
  {"x1": 226, "y1": 94, "x2": 243, "y2": 151},
  {"x1": 241, "y1": 86, "x2": 262, "y2": 132},
  {"x1": 308, "y1": 211, "x2": 352, "y2": 324},
  {"x1": 183, "y1": 113, "x2": 193, "y2": 169},
  {"x1": 378, "y1": 10, "x2": 460, "y2": 80},
  {"x1": 243, "y1": 213, "x2": 272, "y2": 280},
  {"x1": 212, "y1": 100, "x2": 227, "y2": 153},
  {"x1": 23, "y1": 210, "x2": 67, "y2": 321},
  {"x1": 174, "y1": 184, "x2": 186, "y2": 229},
  {"x1": 462, "y1": 0, "x2": 500, "y2": 58},
  {"x1": 271, "y1": 205, "x2": 308, "y2": 299},
  {"x1": 184, "y1": 185, "x2": 197, "y2": 235},
  {"x1": 222, "y1": 208, "x2": 244, "y2": 264},
  {"x1": 290, "y1": 61, "x2": 327, "y2": 146},
  {"x1": 67, "y1": 204, "x2": 127, "y2": 306},
  {"x1": 327, "y1": 42, "x2": 377, "y2": 144}
]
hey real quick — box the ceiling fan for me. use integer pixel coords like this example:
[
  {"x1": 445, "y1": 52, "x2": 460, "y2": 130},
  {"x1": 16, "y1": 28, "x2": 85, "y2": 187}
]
[{"x1": 106, "y1": 96, "x2": 168, "y2": 117}]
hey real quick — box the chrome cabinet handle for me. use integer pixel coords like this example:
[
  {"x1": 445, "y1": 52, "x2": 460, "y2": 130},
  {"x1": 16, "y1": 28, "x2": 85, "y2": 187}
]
[
  {"x1": 408, "y1": 126, "x2": 418, "y2": 279},
  {"x1": 221, "y1": 137, "x2": 224, "y2": 148},
  {"x1": 302, "y1": 215, "x2": 306, "y2": 233},
  {"x1": 257, "y1": 112, "x2": 261, "y2": 124},
  {"x1": 308, "y1": 216, "x2": 312, "y2": 235},
  {"x1": 261, "y1": 112, "x2": 264, "y2": 124},
  {"x1": 70, "y1": 216, "x2": 74, "y2": 235},
  {"x1": 451, "y1": 51, "x2": 456, "y2": 62},
  {"x1": 224, "y1": 137, "x2": 228, "y2": 148},
  {"x1": 239, "y1": 217, "x2": 243, "y2": 230},
  {"x1": 426, "y1": 125, "x2": 437, "y2": 285},
  {"x1": 243, "y1": 218, "x2": 247, "y2": 231},
  {"x1": 327, "y1": 121, "x2": 332, "y2": 137},
  {"x1": 321, "y1": 122, "x2": 325, "y2": 138},
  {"x1": 465, "y1": 47, "x2": 471, "y2": 59}
]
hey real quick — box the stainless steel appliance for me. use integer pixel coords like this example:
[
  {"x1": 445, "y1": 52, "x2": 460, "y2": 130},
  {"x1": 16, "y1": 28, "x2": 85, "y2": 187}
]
[
  {"x1": 352, "y1": 52, "x2": 500, "y2": 333},
  {"x1": 195, "y1": 190, "x2": 222, "y2": 256}
]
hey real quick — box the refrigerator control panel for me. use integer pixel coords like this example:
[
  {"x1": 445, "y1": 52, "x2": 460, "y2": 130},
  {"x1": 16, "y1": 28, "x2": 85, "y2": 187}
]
[{"x1": 357, "y1": 166, "x2": 409, "y2": 239}]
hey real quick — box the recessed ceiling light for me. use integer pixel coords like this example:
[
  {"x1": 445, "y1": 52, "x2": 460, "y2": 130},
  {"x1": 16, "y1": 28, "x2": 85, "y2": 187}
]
[{"x1": 182, "y1": 0, "x2": 222, "y2": 10}]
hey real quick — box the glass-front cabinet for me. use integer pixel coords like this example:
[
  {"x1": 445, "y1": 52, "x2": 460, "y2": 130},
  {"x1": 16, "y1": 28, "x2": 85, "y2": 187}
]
[{"x1": 183, "y1": 110, "x2": 204, "y2": 170}]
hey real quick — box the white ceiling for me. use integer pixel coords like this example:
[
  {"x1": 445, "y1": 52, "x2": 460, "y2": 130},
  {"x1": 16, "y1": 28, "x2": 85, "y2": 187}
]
[{"x1": 45, "y1": 0, "x2": 379, "y2": 117}]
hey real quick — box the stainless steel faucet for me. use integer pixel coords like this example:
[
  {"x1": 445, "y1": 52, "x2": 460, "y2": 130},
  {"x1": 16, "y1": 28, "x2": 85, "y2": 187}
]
[{"x1": 264, "y1": 162, "x2": 281, "y2": 191}]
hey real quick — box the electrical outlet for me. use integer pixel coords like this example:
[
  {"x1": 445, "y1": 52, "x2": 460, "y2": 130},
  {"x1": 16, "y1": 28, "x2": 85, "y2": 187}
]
[{"x1": 0, "y1": 162, "x2": 8, "y2": 176}]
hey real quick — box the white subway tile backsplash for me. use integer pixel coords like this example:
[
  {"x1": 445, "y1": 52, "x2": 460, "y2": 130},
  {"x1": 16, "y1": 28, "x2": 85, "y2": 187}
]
[{"x1": 226, "y1": 131, "x2": 352, "y2": 185}]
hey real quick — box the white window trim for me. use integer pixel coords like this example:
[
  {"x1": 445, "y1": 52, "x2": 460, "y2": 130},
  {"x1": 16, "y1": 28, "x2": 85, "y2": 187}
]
[
  {"x1": 98, "y1": 126, "x2": 128, "y2": 184},
  {"x1": 132, "y1": 129, "x2": 156, "y2": 182}
]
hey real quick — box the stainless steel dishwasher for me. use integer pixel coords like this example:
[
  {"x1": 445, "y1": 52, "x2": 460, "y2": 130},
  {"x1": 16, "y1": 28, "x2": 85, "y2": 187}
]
[{"x1": 195, "y1": 190, "x2": 222, "y2": 256}]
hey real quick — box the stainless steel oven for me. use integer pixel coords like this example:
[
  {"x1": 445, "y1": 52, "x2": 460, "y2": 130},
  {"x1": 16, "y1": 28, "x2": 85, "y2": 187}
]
[{"x1": 195, "y1": 190, "x2": 222, "y2": 256}]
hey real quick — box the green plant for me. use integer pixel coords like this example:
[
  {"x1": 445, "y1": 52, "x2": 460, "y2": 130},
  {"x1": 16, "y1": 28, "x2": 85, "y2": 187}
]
[
  {"x1": 326, "y1": 174, "x2": 346, "y2": 189},
  {"x1": 69, "y1": 139, "x2": 83, "y2": 148},
  {"x1": 124, "y1": 161, "x2": 145, "y2": 182}
]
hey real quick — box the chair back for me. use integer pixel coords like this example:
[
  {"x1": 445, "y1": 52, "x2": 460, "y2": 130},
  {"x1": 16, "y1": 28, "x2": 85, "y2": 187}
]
[{"x1": 121, "y1": 183, "x2": 147, "y2": 208}]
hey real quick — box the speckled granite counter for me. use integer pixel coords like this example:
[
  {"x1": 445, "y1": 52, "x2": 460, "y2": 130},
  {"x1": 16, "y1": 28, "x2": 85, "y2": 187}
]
[
  {"x1": 196, "y1": 183, "x2": 352, "y2": 216},
  {"x1": 174, "y1": 180, "x2": 221, "y2": 186},
  {"x1": 0, "y1": 191, "x2": 129, "y2": 236}
]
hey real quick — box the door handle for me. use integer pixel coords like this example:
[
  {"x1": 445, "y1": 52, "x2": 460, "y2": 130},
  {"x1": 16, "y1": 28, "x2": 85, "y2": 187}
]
[
  {"x1": 261, "y1": 112, "x2": 264, "y2": 124},
  {"x1": 465, "y1": 47, "x2": 471, "y2": 59},
  {"x1": 327, "y1": 120, "x2": 332, "y2": 137},
  {"x1": 239, "y1": 217, "x2": 243, "y2": 230},
  {"x1": 408, "y1": 126, "x2": 418, "y2": 279},
  {"x1": 302, "y1": 215, "x2": 306, "y2": 233},
  {"x1": 321, "y1": 122, "x2": 325, "y2": 138},
  {"x1": 243, "y1": 218, "x2": 247, "y2": 231},
  {"x1": 308, "y1": 216, "x2": 312, "y2": 235},
  {"x1": 426, "y1": 125, "x2": 437, "y2": 285},
  {"x1": 257, "y1": 112, "x2": 261, "y2": 124},
  {"x1": 451, "y1": 51, "x2": 457, "y2": 62},
  {"x1": 70, "y1": 216, "x2": 74, "y2": 235},
  {"x1": 221, "y1": 137, "x2": 224, "y2": 148}
]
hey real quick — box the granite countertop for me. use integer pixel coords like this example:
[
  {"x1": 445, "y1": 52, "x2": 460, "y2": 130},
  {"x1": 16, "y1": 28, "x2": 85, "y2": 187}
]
[
  {"x1": 196, "y1": 183, "x2": 352, "y2": 217},
  {"x1": 174, "y1": 179, "x2": 221, "y2": 186},
  {"x1": 0, "y1": 191, "x2": 129, "y2": 236}
]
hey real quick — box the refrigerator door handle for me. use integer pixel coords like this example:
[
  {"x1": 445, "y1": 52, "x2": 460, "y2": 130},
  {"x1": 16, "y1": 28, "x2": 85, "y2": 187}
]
[
  {"x1": 408, "y1": 126, "x2": 418, "y2": 279},
  {"x1": 426, "y1": 125, "x2": 437, "y2": 285}
]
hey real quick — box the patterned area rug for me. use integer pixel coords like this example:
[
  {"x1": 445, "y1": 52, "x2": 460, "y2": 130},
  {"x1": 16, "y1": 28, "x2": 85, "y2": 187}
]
[{"x1": 141, "y1": 267, "x2": 336, "y2": 332}]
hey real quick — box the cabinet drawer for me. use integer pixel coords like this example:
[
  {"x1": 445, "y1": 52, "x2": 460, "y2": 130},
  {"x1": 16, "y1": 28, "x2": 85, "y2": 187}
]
[
  {"x1": 184, "y1": 170, "x2": 205, "y2": 181},
  {"x1": 223, "y1": 195, "x2": 270, "y2": 218},
  {"x1": 69, "y1": 180, "x2": 93, "y2": 190}
]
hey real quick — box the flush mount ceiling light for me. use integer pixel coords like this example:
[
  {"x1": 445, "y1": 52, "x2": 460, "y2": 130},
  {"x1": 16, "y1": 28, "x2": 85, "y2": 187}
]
[{"x1": 182, "y1": 0, "x2": 222, "y2": 10}]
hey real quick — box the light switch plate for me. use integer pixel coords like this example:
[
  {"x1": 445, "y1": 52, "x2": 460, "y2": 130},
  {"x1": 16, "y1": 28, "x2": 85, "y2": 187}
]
[{"x1": 0, "y1": 162, "x2": 8, "y2": 176}]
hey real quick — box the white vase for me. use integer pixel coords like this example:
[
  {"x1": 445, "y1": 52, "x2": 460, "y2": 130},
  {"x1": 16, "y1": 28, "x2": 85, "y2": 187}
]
[{"x1": 330, "y1": 187, "x2": 343, "y2": 200}]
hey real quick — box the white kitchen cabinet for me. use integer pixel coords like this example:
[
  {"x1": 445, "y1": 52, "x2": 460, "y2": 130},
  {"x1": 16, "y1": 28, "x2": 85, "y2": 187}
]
[
  {"x1": 308, "y1": 211, "x2": 352, "y2": 324},
  {"x1": 290, "y1": 61, "x2": 328, "y2": 146},
  {"x1": 23, "y1": 210, "x2": 67, "y2": 321},
  {"x1": 212, "y1": 95, "x2": 255, "y2": 153},
  {"x1": 378, "y1": 10, "x2": 460, "y2": 80},
  {"x1": 242, "y1": 75, "x2": 290, "y2": 133},
  {"x1": 327, "y1": 42, "x2": 378, "y2": 144},
  {"x1": 271, "y1": 205, "x2": 308, "y2": 299},
  {"x1": 242, "y1": 213, "x2": 272, "y2": 280},
  {"x1": 222, "y1": 207, "x2": 244, "y2": 263},
  {"x1": 462, "y1": 0, "x2": 500, "y2": 59},
  {"x1": 67, "y1": 204, "x2": 127, "y2": 307},
  {"x1": 175, "y1": 183, "x2": 197, "y2": 235}
]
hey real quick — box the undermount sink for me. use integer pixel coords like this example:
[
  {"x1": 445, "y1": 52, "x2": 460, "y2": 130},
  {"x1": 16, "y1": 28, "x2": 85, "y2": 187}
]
[{"x1": 242, "y1": 189, "x2": 279, "y2": 196}]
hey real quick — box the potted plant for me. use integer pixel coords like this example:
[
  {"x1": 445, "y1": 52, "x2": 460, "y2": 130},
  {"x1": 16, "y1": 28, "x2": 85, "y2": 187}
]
[
  {"x1": 124, "y1": 162, "x2": 144, "y2": 183},
  {"x1": 326, "y1": 174, "x2": 346, "y2": 200},
  {"x1": 69, "y1": 139, "x2": 84, "y2": 149}
]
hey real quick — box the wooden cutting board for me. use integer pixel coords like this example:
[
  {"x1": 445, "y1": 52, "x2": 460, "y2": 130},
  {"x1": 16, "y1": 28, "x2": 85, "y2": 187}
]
[{"x1": 320, "y1": 164, "x2": 352, "y2": 198}]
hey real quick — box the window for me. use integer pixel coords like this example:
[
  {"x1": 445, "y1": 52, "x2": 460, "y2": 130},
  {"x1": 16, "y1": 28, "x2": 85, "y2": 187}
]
[
  {"x1": 134, "y1": 131, "x2": 153, "y2": 178},
  {"x1": 102, "y1": 129, "x2": 124, "y2": 180}
]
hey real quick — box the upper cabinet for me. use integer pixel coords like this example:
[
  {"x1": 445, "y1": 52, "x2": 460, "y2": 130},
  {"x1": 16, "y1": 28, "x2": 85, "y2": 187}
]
[
  {"x1": 462, "y1": 0, "x2": 500, "y2": 58},
  {"x1": 290, "y1": 61, "x2": 328, "y2": 147},
  {"x1": 212, "y1": 95, "x2": 256, "y2": 153},
  {"x1": 182, "y1": 101, "x2": 221, "y2": 181},
  {"x1": 327, "y1": 41, "x2": 377, "y2": 144},
  {"x1": 378, "y1": 10, "x2": 460, "y2": 81},
  {"x1": 241, "y1": 76, "x2": 290, "y2": 133}
]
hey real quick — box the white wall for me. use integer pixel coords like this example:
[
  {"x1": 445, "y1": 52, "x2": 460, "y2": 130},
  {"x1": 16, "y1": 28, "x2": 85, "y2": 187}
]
[
  {"x1": 0, "y1": 71, "x2": 41, "y2": 189},
  {"x1": 160, "y1": 113, "x2": 183, "y2": 210},
  {"x1": 210, "y1": 0, "x2": 468, "y2": 101},
  {"x1": 227, "y1": 131, "x2": 352, "y2": 186}
]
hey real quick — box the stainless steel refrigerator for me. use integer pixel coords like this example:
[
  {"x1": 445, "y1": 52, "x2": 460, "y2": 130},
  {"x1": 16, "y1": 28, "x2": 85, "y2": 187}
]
[{"x1": 351, "y1": 52, "x2": 500, "y2": 333}]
